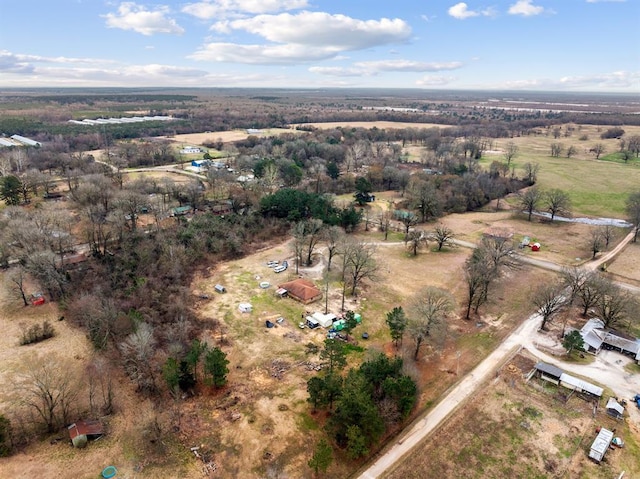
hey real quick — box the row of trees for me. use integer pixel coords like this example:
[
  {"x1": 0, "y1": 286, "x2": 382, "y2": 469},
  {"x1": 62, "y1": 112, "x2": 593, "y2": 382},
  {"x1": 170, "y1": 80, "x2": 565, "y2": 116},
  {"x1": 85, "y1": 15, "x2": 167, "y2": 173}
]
[{"x1": 517, "y1": 186, "x2": 571, "y2": 221}]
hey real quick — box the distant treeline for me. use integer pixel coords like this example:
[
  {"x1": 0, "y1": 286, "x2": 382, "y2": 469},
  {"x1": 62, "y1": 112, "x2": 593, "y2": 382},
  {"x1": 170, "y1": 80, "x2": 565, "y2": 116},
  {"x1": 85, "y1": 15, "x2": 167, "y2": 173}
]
[{"x1": 6, "y1": 94, "x2": 198, "y2": 105}]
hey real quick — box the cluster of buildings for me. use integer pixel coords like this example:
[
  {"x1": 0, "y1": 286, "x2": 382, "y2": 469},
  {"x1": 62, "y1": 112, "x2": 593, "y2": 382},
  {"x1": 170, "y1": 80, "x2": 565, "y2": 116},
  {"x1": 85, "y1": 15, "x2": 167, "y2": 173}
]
[{"x1": 578, "y1": 318, "x2": 640, "y2": 363}]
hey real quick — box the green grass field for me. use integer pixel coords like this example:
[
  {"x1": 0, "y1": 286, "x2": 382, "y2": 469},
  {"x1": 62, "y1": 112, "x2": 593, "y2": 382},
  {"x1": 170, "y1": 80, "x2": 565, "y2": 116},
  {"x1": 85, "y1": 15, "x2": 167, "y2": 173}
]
[{"x1": 482, "y1": 125, "x2": 640, "y2": 217}]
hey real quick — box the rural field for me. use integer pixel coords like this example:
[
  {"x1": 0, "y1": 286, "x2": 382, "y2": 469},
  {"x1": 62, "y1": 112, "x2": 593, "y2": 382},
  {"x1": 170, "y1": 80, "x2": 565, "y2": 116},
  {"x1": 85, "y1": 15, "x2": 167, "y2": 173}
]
[
  {"x1": 1, "y1": 112, "x2": 639, "y2": 478},
  {"x1": 385, "y1": 350, "x2": 640, "y2": 479}
]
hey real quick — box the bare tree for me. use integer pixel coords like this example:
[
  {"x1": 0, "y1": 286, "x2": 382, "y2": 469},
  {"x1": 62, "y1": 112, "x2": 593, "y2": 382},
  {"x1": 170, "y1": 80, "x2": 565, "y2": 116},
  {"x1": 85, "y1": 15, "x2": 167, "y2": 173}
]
[
  {"x1": 626, "y1": 191, "x2": 640, "y2": 243},
  {"x1": 590, "y1": 143, "x2": 605, "y2": 159},
  {"x1": 597, "y1": 225, "x2": 616, "y2": 250},
  {"x1": 588, "y1": 229, "x2": 604, "y2": 259},
  {"x1": 397, "y1": 211, "x2": 419, "y2": 240},
  {"x1": 324, "y1": 225, "x2": 344, "y2": 272},
  {"x1": 544, "y1": 189, "x2": 571, "y2": 221},
  {"x1": 577, "y1": 273, "x2": 605, "y2": 317},
  {"x1": 119, "y1": 323, "x2": 158, "y2": 394},
  {"x1": 522, "y1": 162, "x2": 540, "y2": 185},
  {"x1": 550, "y1": 143, "x2": 563, "y2": 158},
  {"x1": 406, "y1": 230, "x2": 427, "y2": 256},
  {"x1": 17, "y1": 356, "x2": 79, "y2": 433},
  {"x1": 503, "y1": 141, "x2": 518, "y2": 167},
  {"x1": 408, "y1": 178, "x2": 441, "y2": 223},
  {"x1": 566, "y1": 146, "x2": 577, "y2": 158},
  {"x1": 292, "y1": 219, "x2": 324, "y2": 267},
  {"x1": 116, "y1": 189, "x2": 146, "y2": 232},
  {"x1": 7, "y1": 267, "x2": 30, "y2": 306},
  {"x1": 343, "y1": 240, "x2": 378, "y2": 296},
  {"x1": 86, "y1": 357, "x2": 114, "y2": 416},
  {"x1": 518, "y1": 187, "x2": 542, "y2": 221},
  {"x1": 430, "y1": 224, "x2": 455, "y2": 251},
  {"x1": 408, "y1": 287, "x2": 454, "y2": 360},
  {"x1": 560, "y1": 266, "x2": 589, "y2": 305},
  {"x1": 378, "y1": 209, "x2": 393, "y2": 241},
  {"x1": 25, "y1": 250, "x2": 67, "y2": 300},
  {"x1": 595, "y1": 280, "x2": 637, "y2": 329},
  {"x1": 531, "y1": 283, "x2": 566, "y2": 330}
]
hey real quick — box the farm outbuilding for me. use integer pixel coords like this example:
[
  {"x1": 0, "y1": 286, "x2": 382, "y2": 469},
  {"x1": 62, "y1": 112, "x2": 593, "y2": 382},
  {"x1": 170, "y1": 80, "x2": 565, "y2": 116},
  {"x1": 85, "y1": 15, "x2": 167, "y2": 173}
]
[
  {"x1": 277, "y1": 279, "x2": 322, "y2": 304},
  {"x1": 605, "y1": 397, "x2": 625, "y2": 420},
  {"x1": 10, "y1": 134, "x2": 41, "y2": 147},
  {"x1": 579, "y1": 318, "x2": 640, "y2": 359},
  {"x1": 559, "y1": 373, "x2": 603, "y2": 399},
  {"x1": 589, "y1": 427, "x2": 614, "y2": 463},
  {"x1": 534, "y1": 362, "x2": 563, "y2": 384},
  {"x1": 68, "y1": 419, "x2": 104, "y2": 448},
  {"x1": 309, "y1": 312, "x2": 336, "y2": 328}
]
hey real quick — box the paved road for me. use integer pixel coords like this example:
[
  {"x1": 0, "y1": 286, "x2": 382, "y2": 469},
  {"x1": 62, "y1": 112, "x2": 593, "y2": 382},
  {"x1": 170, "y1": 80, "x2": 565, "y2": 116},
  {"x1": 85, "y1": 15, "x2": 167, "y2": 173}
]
[{"x1": 356, "y1": 230, "x2": 638, "y2": 479}]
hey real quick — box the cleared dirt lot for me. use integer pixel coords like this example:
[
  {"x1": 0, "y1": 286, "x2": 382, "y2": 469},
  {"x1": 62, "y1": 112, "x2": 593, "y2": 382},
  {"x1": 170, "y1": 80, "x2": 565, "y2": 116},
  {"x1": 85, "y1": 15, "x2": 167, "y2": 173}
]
[
  {"x1": 385, "y1": 351, "x2": 640, "y2": 479},
  {"x1": 157, "y1": 128, "x2": 295, "y2": 146}
]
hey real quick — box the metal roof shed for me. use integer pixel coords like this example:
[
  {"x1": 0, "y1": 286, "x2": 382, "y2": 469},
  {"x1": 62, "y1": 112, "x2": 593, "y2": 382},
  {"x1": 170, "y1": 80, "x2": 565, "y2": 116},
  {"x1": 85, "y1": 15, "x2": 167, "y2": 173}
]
[
  {"x1": 312, "y1": 312, "x2": 336, "y2": 328},
  {"x1": 559, "y1": 373, "x2": 603, "y2": 398},
  {"x1": 589, "y1": 428, "x2": 614, "y2": 462},
  {"x1": 534, "y1": 362, "x2": 563, "y2": 383},
  {"x1": 68, "y1": 419, "x2": 104, "y2": 448},
  {"x1": 605, "y1": 398, "x2": 624, "y2": 419}
]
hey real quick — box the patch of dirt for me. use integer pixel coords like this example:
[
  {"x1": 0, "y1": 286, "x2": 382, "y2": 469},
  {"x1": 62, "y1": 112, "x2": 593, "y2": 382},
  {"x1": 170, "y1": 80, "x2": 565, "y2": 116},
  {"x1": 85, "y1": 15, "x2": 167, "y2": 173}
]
[
  {"x1": 440, "y1": 209, "x2": 622, "y2": 267},
  {"x1": 386, "y1": 360, "x2": 636, "y2": 479}
]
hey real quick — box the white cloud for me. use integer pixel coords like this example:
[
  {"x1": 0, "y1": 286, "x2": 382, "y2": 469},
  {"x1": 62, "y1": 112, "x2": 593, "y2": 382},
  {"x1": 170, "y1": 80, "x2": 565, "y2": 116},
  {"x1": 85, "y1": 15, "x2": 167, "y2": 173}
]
[
  {"x1": 0, "y1": 50, "x2": 112, "y2": 68},
  {"x1": 103, "y1": 2, "x2": 184, "y2": 36},
  {"x1": 0, "y1": 51, "x2": 36, "y2": 74},
  {"x1": 354, "y1": 60, "x2": 463, "y2": 72},
  {"x1": 182, "y1": 0, "x2": 308, "y2": 20},
  {"x1": 191, "y1": 12, "x2": 411, "y2": 64},
  {"x1": 225, "y1": 12, "x2": 411, "y2": 50},
  {"x1": 307, "y1": 59, "x2": 463, "y2": 78},
  {"x1": 508, "y1": 0, "x2": 545, "y2": 16},
  {"x1": 0, "y1": 50, "x2": 279, "y2": 87},
  {"x1": 448, "y1": 3, "x2": 479, "y2": 19},
  {"x1": 416, "y1": 75, "x2": 456, "y2": 86},
  {"x1": 308, "y1": 66, "x2": 364, "y2": 77},
  {"x1": 189, "y1": 42, "x2": 338, "y2": 64},
  {"x1": 448, "y1": 3, "x2": 495, "y2": 20},
  {"x1": 499, "y1": 71, "x2": 640, "y2": 90}
]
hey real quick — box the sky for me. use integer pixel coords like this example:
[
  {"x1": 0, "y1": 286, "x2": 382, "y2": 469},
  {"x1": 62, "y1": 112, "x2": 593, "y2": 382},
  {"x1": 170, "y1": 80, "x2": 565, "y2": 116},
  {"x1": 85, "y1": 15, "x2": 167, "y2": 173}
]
[{"x1": 0, "y1": 0, "x2": 638, "y2": 92}]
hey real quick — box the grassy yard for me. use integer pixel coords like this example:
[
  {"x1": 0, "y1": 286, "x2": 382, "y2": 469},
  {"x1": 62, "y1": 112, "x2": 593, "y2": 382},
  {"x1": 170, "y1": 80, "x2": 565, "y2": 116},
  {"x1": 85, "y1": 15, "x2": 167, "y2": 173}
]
[{"x1": 483, "y1": 124, "x2": 640, "y2": 217}]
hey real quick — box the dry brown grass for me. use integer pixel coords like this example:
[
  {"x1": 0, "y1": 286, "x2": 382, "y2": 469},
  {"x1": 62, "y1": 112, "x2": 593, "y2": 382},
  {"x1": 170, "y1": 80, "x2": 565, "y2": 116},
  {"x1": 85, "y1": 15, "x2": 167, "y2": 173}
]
[{"x1": 385, "y1": 354, "x2": 639, "y2": 479}]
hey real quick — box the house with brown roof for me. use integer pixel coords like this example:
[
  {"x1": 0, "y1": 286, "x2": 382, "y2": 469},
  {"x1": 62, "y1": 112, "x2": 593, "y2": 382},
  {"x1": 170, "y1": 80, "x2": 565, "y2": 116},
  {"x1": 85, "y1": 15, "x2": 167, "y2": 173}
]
[{"x1": 277, "y1": 278, "x2": 322, "y2": 304}]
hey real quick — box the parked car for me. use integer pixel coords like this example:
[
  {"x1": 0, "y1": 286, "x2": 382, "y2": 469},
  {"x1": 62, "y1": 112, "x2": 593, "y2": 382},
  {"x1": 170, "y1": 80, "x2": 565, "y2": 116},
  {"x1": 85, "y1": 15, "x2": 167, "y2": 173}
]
[
  {"x1": 267, "y1": 260, "x2": 279, "y2": 268},
  {"x1": 274, "y1": 265, "x2": 286, "y2": 273},
  {"x1": 214, "y1": 284, "x2": 226, "y2": 293},
  {"x1": 298, "y1": 322, "x2": 306, "y2": 329}
]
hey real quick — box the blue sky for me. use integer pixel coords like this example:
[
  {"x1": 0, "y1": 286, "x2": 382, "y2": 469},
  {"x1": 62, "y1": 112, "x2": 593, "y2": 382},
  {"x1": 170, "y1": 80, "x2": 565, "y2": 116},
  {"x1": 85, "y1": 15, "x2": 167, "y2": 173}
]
[{"x1": 0, "y1": 0, "x2": 638, "y2": 91}]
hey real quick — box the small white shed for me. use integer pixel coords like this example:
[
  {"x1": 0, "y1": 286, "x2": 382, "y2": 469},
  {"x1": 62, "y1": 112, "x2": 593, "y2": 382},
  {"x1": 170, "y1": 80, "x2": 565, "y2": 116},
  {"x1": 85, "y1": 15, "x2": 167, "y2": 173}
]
[
  {"x1": 238, "y1": 303, "x2": 252, "y2": 313},
  {"x1": 589, "y1": 427, "x2": 614, "y2": 462},
  {"x1": 312, "y1": 312, "x2": 337, "y2": 328}
]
